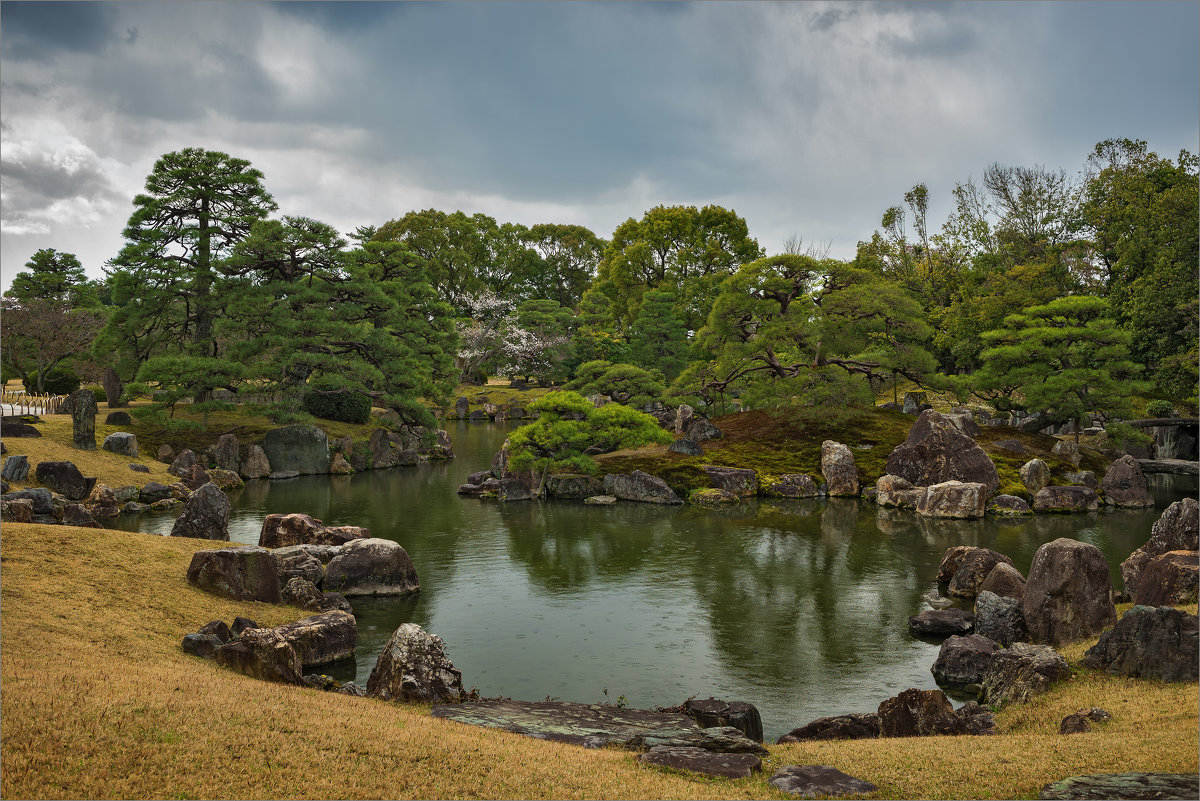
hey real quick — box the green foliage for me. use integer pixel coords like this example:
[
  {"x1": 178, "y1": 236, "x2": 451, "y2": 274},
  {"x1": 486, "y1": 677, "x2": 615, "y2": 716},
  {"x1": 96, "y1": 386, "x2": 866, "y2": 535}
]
[
  {"x1": 83, "y1": 385, "x2": 108, "y2": 404},
  {"x1": 1103, "y1": 422, "x2": 1153, "y2": 453},
  {"x1": 628, "y1": 289, "x2": 689, "y2": 381},
  {"x1": 130, "y1": 406, "x2": 205, "y2": 433},
  {"x1": 564, "y1": 361, "x2": 666, "y2": 408},
  {"x1": 1145, "y1": 399, "x2": 1176, "y2": 419},
  {"x1": 302, "y1": 378, "x2": 373, "y2": 424},
  {"x1": 26, "y1": 366, "x2": 80, "y2": 396},
  {"x1": 9, "y1": 249, "x2": 99, "y2": 307},
  {"x1": 132, "y1": 356, "x2": 246, "y2": 414}
]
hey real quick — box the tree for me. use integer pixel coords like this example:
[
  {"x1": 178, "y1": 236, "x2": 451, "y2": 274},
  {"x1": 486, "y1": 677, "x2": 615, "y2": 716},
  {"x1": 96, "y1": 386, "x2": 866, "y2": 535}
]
[
  {"x1": 627, "y1": 289, "x2": 689, "y2": 381},
  {"x1": 373, "y1": 209, "x2": 493, "y2": 313},
  {"x1": 973, "y1": 295, "x2": 1146, "y2": 442},
  {"x1": 0, "y1": 297, "x2": 103, "y2": 394},
  {"x1": 523, "y1": 223, "x2": 605, "y2": 309},
  {"x1": 8, "y1": 248, "x2": 99, "y2": 307},
  {"x1": 97, "y1": 148, "x2": 276, "y2": 394},
  {"x1": 502, "y1": 299, "x2": 575, "y2": 385},
  {"x1": 564, "y1": 361, "x2": 667, "y2": 408}
]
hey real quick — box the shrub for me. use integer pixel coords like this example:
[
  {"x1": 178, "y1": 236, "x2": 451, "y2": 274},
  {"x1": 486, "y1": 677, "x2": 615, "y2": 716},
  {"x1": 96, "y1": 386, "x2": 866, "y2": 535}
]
[
  {"x1": 1103, "y1": 422, "x2": 1152, "y2": 453},
  {"x1": 565, "y1": 361, "x2": 666, "y2": 408},
  {"x1": 1145, "y1": 400, "x2": 1176, "y2": 419},
  {"x1": 83, "y1": 384, "x2": 107, "y2": 404},
  {"x1": 25, "y1": 366, "x2": 81, "y2": 395},
  {"x1": 302, "y1": 379, "x2": 372, "y2": 424}
]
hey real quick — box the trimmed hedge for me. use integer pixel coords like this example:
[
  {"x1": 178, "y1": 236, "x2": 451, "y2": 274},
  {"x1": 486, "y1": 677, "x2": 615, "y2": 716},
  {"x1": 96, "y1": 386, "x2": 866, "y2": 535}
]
[{"x1": 302, "y1": 384, "x2": 372, "y2": 424}]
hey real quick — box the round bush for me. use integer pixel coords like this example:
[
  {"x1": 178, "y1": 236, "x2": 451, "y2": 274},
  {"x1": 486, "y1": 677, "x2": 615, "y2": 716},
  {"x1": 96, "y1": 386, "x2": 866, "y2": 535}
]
[
  {"x1": 25, "y1": 366, "x2": 80, "y2": 395},
  {"x1": 1145, "y1": 400, "x2": 1175, "y2": 419},
  {"x1": 302, "y1": 384, "x2": 372, "y2": 424},
  {"x1": 83, "y1": 384, "x2": 107, "y2": 404}
]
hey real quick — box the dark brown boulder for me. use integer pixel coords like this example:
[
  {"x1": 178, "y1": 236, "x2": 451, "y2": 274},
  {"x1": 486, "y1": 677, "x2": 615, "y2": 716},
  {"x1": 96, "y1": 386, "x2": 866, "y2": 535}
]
[
  {"x1": 885, "y1": 410, "x2": 999, "y2": 496},
  {"x1": 1033, "y1": 485, "x2": 1100, "y2": 513},
  {"x1": 1121, "y1": 498, "x2": 1199, "y2": 598},
  {"x1": 282, "y1": 577, "x2": 327, "y2": 611},
  {"x1": 1, "y1": 422, "x2": 41, "y2": 438},
  {"x1": 768, "y1": 765, "x2": 878, "y2": 798},
  {"x1": 186, "y1": 546, "x2": 281, "y2": 603},
  {"x1": 682, "y1": 697, "x2": 763, "y2": 743},
  {"x1": 214, "y1": 628, "x2": 304, "y2": 685},
  {"x1": 69, "y1": 389, "x2": 97, "y2": 450},
  {"x1": 603, "y1": 471, "x2": 682, "y2": 504},
  {"x1": 937, "y1": 545, "x2": 976, "y2": 584},
  {"x1": 102, "y1": 367, "x2": 124, "y2": 408},
  {"x1": 181, "y1": 633, "x2": 223, "y2": 659},
  {"x1": 367, "y1": 622, "x2": 463, "y2": 703},
  {"x1": 947, "y1": 548, "x2": 1016, "y2": 599},
  {"x1": 258, "y1": 513, "x2": 370, "y2": 548},
  {"x1": 1100, "y1": 455, "x2": 1154, "y2": 508},
  {"x1": 638, "y1": 746, "x2": 761, "y2": 779},
  {"x1": 931, "y1": 634, "x2": 1001, "y2": 688},
  {"x1": 274, "y1": 550, "x2": 325, "y2": 589},
  {"x1": 1023, "y1": 538, "x2": 1116, "y2": 646},
  {"x1": 877, "y1": 688, "x2": 967, "y2": 737},
  {"x1": 908, "y1": 608, "x2": 974, "y2": 637},
  {"x1": 138, "y1": 481, "x2": 174, "y2": 503},
  {"x1": 980, "y1": 642, "x2": 1069, "y2": 706},
  {"x1": 1080, "y1": 605, "x2": 1198, "y2": 682},
  {"x1": 34, "y1": 461, "x2": 95, "y2": 500},
  {"x1": 212, "y1": 433, "x2": 240, "y2": 472},
  {"x1": 198, "y1": 620, "x2": 233, "y2": 643},
  {"x1": 776, "y1": 713, "x2": 880, "y2": 743},
  {"x1": 180, "y1": 463, "x2": 212, "y2": 491},
  {"x1": 761, "y1": 473, "x2": 820, "y2": 498},
  {"x1": 874, "y1": 474, "x2": 923, "y2": 509},
  {"x1": 1, "y1": 497, "x2": 35, "y2": 523},
  {"x1": 980, "y1": 561, "x2": 1026, "y2": 601},
  {"x1": 168, "y1": 449, "x2": 199, "y2": 478},
  {"x1": 987, "y1": 494, "x2": 1033, "y2": 516},
  {"x1": 62, "y1": 503, "x2": 100, "y2": 528},
  {"x1": 916, "y1": 480, "x2": 988, "y2": 519},
  {"x1": 1135, "y1": 551, "x2": 1199, "y2": 607},
  {"x1": 272, "y1": 610, "x2": 356, "y2": 667},
  {"x1": 974, "y1": 590, "x2": 1030, "y2": 647},
  {"x1": 170, "y1": 483, "x2": 230, "y2": 540}
]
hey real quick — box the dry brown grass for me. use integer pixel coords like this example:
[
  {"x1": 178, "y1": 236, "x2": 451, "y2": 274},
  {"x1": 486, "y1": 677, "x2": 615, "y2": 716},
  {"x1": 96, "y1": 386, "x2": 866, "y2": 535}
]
[{"x1": 1, "y1": 523, "x2": 1196, "y2": 800}]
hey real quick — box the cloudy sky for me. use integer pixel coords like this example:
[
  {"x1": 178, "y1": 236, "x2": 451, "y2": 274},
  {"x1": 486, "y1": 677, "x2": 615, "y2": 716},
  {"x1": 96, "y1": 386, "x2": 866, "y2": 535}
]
[{"x1": 2, "y1": 1, "x2": 1197, "y2": 290}]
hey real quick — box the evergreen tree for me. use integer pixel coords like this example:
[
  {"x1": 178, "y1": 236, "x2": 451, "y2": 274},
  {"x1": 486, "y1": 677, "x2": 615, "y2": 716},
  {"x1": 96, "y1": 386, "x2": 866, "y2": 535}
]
[
  {"x1": 9, "y1": 248, "x2": 99, "y2": 307},
  {"x1": 628, "y1": 289, "x2": 689, "y2": 381}
]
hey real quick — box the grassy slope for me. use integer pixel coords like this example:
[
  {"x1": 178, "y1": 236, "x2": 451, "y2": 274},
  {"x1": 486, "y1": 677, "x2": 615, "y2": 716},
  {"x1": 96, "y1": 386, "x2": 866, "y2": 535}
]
[{"x1": 2, "y1": 523, "x2": 1195, "y2": 800}]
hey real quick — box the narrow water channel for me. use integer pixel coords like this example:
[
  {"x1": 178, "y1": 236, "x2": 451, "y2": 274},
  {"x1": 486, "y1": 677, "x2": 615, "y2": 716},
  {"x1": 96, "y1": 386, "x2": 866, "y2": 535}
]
[{"x1": 114, "y1": 421, "x2": 1197, "y2": 740}]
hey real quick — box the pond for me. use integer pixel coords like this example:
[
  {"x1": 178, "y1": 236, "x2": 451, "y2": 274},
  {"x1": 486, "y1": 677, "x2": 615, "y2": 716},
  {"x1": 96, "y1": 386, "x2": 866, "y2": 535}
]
[{"x1": 114, "y1": 421, "x2": 1197, "y2": 741}]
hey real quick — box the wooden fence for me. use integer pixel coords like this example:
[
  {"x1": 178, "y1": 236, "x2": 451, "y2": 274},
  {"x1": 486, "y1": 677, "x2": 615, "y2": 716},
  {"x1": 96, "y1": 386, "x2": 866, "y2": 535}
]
[{"x1": 1, "y1": 390, "x2": 69, "y2": 415}]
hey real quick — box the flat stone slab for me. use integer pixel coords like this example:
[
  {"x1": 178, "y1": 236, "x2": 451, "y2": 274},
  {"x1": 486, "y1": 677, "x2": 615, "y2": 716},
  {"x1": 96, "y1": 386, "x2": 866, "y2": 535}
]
[
  {"x1": 639, "y1": 745, "x2": 762, "y2": 779},
  {"x1": 431, "y1": 700, "x2": 763, "y2": 752},
  {"x1": 1039, "y1": 772, "x2": 1199, "y2": 799},
  {"x1": 769, "y1": 765, "x2": 879, "y2": 798}
]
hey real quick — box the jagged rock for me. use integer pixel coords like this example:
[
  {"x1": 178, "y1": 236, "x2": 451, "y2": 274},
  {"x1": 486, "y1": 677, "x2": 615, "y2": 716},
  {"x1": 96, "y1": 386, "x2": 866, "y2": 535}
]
[
  {"x1": 329, "y1": 453, "x2": 354, "y2": 475},
  {"x1": 937, "y1": 546, "x2": 977, "y2": 584},
  {"x1": 69, "y1": 389, "x2": 97, "y2": 450},
  {"x1": 167, "y1": 449, "x2": 198, "y2": 478},
  {"x1": 274, "y1": 550, "x2": 325, "y2": 588},
  {"x1": 776, "y1": 713, "x2": 879, "y2": 743},
  {"x1": 761, "y1": 473, "x2": 819, "y2": 498},
  {"x1": 1051, "y1": 439, "x2": 1082, "y2": 466},
  {"x1": 974, "y1": 590, "x2": 1030, "y2": 647},
  {"x1": 259, "y1": 512, "x2": 370, "y2": 548},
  {"x1": 1033, "y1": 485, "x2": 1100, "y2": 513},
  {"x1": 214, "y1": 627, "x2": 304, "y2": 685},
  {"x1": 198, "y1": 620, "x2": 233, "y2": 643},
  {"x1": 931, "y1": 634, "x2": 1001, "y2": 688},
  {"x1": 820, "y1": 441, "x2": 859, "y2": 497},
  {"x1": 908, "y1": 608, "x2": 974, "y2": 637},
  {"x1": 182, "y1": 633, "x2": 223, "y2": 659},
  {"x1": 185, "y1": 546, "x2": 281, "y2": 603},
  {"x1": 987, "y1": 494, "x2": 1032, "y2": 516},
  {"x1": 1020, "y1": 459, "x2": 1052, "y2": 495},
  {"x1": 272, "y1": 610, "x2": 356, "y2": 667},
  {"x1": 686, "y1": 418, "x2": 722, "y2": 442},
  {"x1": 138, "y1": 481, "x2": 174, "y2": 503},
  {"x1": 638, "y1": 746, "x2": 761, "y2": 779},
  {"x1": 240, "y1": 445, "x2": 272, "y2": 479},
  {"x1": 980, "y1": 642, "x2": 1069, "y2": 706},
  {"x1": 886, "y1": 410, "x2": 1000, "y2": 495},
  {"x1": 102, "y1": 368, "x2": 125, "y2": 408},
  {"x1": 181, "y1": 463, "x2": 212, "y2": 491},
  {"x1": 322, "y1": 592, "x2": 352, "y2": 614},
  {"x1": 902, "y1": 391, "x2": 927, "y2": 415},
  {"x1": 769, "y1": 765, "x2": 878, "y2": 798},
  {"x1": 367, "y1": 622, "x2": 463, "y2": 703},
  {"x1": 1059, "y1": 707, "x2": 1112, "y2": 735},
  {"x1": 544, "y1": 473, "x2": 605, "y2": 499},
  {"x1": 1024, "y1": 538, "x2": 1116, "y2": 646},
  {"x1": 323, "y1": 537, "x2": 420, "y2": 596},
  {"x1": 956, "y1": 700, "x2": 997, "y2": 735},
  {"x1": 1101, "y1": 455, "x2": 1154, "y2": 508},
  {"x1": 1038, "y1": 773, "x2": 1199, "y2": 800},
  {"x1": 668, "y1": 438, "x2": 703, "y2": 456},
  {"x1": 282, "y1": 577, "x2": 328, "y2": 611},
  {"x1": 945, "y1": 412, "x2": 981, "y2": 437},
  {"x1": 603, "y1": 471, "x2": 682, "y2": 504},
  {"x1": 947, "y1": 548, "x2": 1015, "y2": 599},
  {"x1": 917, "y1": 480, "x2": 987, "y2": 518},
  {"x1": 102, "y1": 432, "x2": 138, "y2": 458},
  {"x1": 34, "y1": 461, "x2": 95, "y2": 501},
  {"x1": 2, "y1": 455, "x2": 30, "y2": 482},
  {"x1": 980, "y1": 562, "x2": 1026, "y2": 601},
  {"x1": 62, "y1": 503, "x2": 100, "y2": 528},
  {"x1": 673, "y1": 404, "x2": 694, "y2": 434},
  {"x1": 1, "y1": 497, "x2": 35, "y2": 523},
  {"x1": 632, "y1": 725, "x2": 767, "y2": 755},
  {"x1": 208, "y1": 433, "x2": 238, "y2": 472},
  {"x1": 1064, "y1": 470, "x2": 1098, "y2": 489},
  {"x1": 682, "y1": 697, "x2": 763, "y2": 743},
  {"x1": 1080, "y1": 605, "x2": 1199, "y2": 682},
  {"x1": 874, "y1": 474, "x2": 923, "y2": 509},
  {"x1": 169, "y1": 483, "x2": 230, "y2": 540},
  {"x1": 1121, "y1": 498, "x2": 1199, "y2": 597},
  {"x1": 206, "y1": 468, "x2": 244, "y2": 491},
  {"x1": 1, "y1": 487, "x2": 53, "y2": 515},
  {"x1": 1135, "y1": 551, "x2": 1199, "y2": 606},
  {"x1": 877, "y1": 688, "x2": 967, "y2": 736},
  {"x1": 701, "y1": 466, "x2": 758, "y2": 497}
]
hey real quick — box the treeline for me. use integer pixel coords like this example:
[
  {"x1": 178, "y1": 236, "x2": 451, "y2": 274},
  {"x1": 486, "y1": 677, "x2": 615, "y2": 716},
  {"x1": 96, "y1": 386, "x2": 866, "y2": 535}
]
[{"x1": 2, "y1": 138, "x2": 1195, "y2": 433}]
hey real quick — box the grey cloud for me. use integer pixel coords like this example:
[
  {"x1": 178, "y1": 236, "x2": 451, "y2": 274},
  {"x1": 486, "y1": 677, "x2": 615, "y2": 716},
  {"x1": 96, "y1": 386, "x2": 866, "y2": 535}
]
[{"x1": 0, "y1": 1, "x2": 117, "y2": 60}]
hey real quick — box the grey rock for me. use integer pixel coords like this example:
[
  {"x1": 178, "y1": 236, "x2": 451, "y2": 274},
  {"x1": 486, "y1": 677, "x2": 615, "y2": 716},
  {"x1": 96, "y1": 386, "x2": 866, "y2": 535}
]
[
  {"x1": 181, "y1": 633, "x2": 223, "y2": 659},
  {"x1": 323, "y1": 537, "x2": 420, "y2": 596},
  {"x1": 1135, "y1": 551, "x2": 1199, "y2": 607},
  {"x1": 980, "y1": 562, "x2": 1027, "y2": 601},
  {"x1": 776, "y1": 713, "x2": 879, "y2": 743},
  {"x1": 886, "y1": 410, "x2": 1000, "y2": 495},
  {"x1": 1064, "y1": 470, "x2": 1098, "y2": 489},
  {"x1": 1121, "y1": 498, "x2": 1199, "y2": 598},
  {"x1": 1024, "y1": 538, "x2": 1116, "y2": 646},
  {"x1": 994, "y1": 439, "x2": 1027, "y2": 454},
  {"x1": 820, "y1": 440, "x2": 859, "y2": 497},
  {"x1": 102, "y1": 432, "x2": 138, "y2": 458},
  {"x1": 874, "y1": 474, "x2": 923, "y2": 509},
  {"x1": 1033, "y1": 485, "x2": 1100, "y2": 513},
  {"x1": 102, "y1": 367, "x2": 125, "y2": 408},
  {"x1": 632, "y1": 725, "x2": 768, "y2": 755},
  {"x1": 269, "y1": 471, "x2": 300, "y2": 480},
  {"x1": 761, "y1": 473, "x2": 820, "y2": 498},
  {"x1": 213, "y1": 433, "x2": 240, "y2": 473},
  {"x1": 231, "y1": 616, "x2": 259, "y2": 635},
  {"x1": 167, "y1": 449, "x2": 198, "y2": 478},
  {"x1": 157, "y1": 444, "x2": 175, "y2": 463},
  {"x1": 701, "y1": 466, "x2": 758, "y2": 497},
  {"x1": 129, "y1": 464, "x2": 149, "y2": 473},
  {"x1": 668, "y1": 438, "x2": 703, "y2": 456},
  {"x1": 902, "y1": 391, "x2": 927, "y2": 415},
  {"x1": 198, "y1": 620, "x2": 233, "y2": 643},
  {"x1": 240, "y1": 444, "x2": 272, "y2": 479},
  {"x1": 138, "y1": 481, "x2": 174, "y2": 503},
  {"x1": 169, "y1": 483, "x2": 230, "y2": 540},
  {"x1": 682, "y1": 697, "x2": 763, "y2": 743},
  {"x1": 367, "y1": 622, "x2": 463, "y2": 703},
  {"x1": 272, "y1": 610, "x2": 356, "y2": 667},
  {"x1": 259, "y1": 512, "x2": 369, "y2": 549},
  {"x1": 974, "y1": 590, "x2": 1030, "y2": 647},
  {"x1": 980, "y1": 642, "x2": 1070, "y2": 706},
  {"x1": 908, "y1": 608, "x2": 975, "y2": 637},
  {"x1": 1080, "y1": 605, "x2": 1198, "y2": 682},
  {"x1": 638, "y1": 746, "x2": 761, "y2": 779},
  {"x1": 603, "y1": 471, "x2": 682, "y2": 504},
  {"x1": 69, "y1": 389, "x2": 97, "y2": 450},
  {"x1": 1051, "y1": 439, "x2": 1082, "y2": 466},
  {"x1": 214, "y1": 627, "x2": 304, "y2": 685},
  {"x1": 62, "y1": 503, "x2": 100, "y2": 527},
  {"x1": 1020, "y1": 459, "x2": 1052, "y2": 495},
  {"x1": 1038, "y1": 773, "x2": 1199, "y2": 800},
  {"x1": 878, "y1": 688, "x2": 968, "y2": 736},
  {"x1": 185, "y1": 545, "x2": 281, "y2": 603},
  {"x1": 281, "y1": 577, "x2": 328, "y2": 611},
  {"x1": 275, "y1": 551, "x2": 325, "y2": 588},
  {"x1": 583, "y1": 495, "x2": 617, "y2": 505},
  {"x1": 686, "y1": 418, "x2": 723, "y2": 442},
  {"x1": 769, "y1": 765, "x2": 878, "y2": 798},
  {"x1": 497, "y1": 477, "x2": 533, "y2": 502},
  {"x1": 947, "y1": 548, "x2": 1016, "y2": 599},
  {"x1": 987, "y1": 494, "x2": 1033, "y2": 516},
  {"x1": 1101, "y1": 455, "x2": 1155, "y2": 508},
  {"x1": 263, "y1": 424, "x2": 330, "y2": 475},
  {"x1": 916, "y1": 480, "x2": 987, "y2": 519},
  {"x1": 2, "y1": 455, "x2": 30, "y2": 482},
  {"x1": 931, "y1": 634, "x2": 1001, "y2": 688},
  {"x1": 544, "y1": 473, "x2": 605, "y2": 499}
]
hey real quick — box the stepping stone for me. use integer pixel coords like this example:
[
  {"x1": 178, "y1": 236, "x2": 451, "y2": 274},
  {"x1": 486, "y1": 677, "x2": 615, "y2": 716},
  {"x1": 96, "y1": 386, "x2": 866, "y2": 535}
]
[
  {"x1": 1038, "y1": 773, "x2": 1199, "y2": 799},
  {"x1": 769, "y1": 765, "x2": 878, "y2": 797},
  {"x1": 638, "y1": 745, "x2": 761, "y2": 779}
]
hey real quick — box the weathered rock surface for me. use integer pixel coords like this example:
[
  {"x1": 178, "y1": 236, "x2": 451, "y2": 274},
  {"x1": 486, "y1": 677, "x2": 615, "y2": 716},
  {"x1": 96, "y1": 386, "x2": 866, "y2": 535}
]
[
  {"x1": 240, "y1": 445, "x2": 272, "y2": 479},
  {"x1": 102, "y1": 432, "x2": 138, "y2": 458},
  {"x1": 137, "y1": 481, "x2": 174, "y2": 503},
  {"x1": 2, "y1": 454, "x2": 30, "y2": 482},
  {"x1": 1100, "y1": 455, "x2": 1154, "y2": 508},
  {"x1": 937, "y1": 545, "x2": 976, "y2": 584},
  {"x1": 603, "y1": 470, "x2": 682, "y2": 504},
  {"x1": 768, "y1": 765, "x2": 878, "y2": 798},
  {"x1": 931, "y1": 634, "x2": 1001, "y2": 688},
  {"x1": 820, "y1": 440, "x2": 859, "y2": 497},
  {"x1": 1051, "y1": 439, "x2": 1082, "y2": 466},
  {"x1": 690, "y1": 488, "x2": 741, "y2": 506},
  {"x1": 274, "y1": 550, "x2": 325, "y2": 588},
  {"x1": 102, "y1": 367, "x2": 125, "y2": 408},
  {"x1": 2, "y1": 422, "x2": 41, "y2": 438},
  {"x1": 874, "y1": 474, "x2": 923, "y2": 509},
  {"x1": 877, "y1": 688, "x2": 968, "y2": 737},
  {"x1": 259, "y1": 512, "x2": 370, "y2": 548},
  {"x1": 632, "y1": 726, "x2": 768, "y2": 755},
  {"x1": 69, "y1": 389, "x2": 97, "y2": 450},
  {"x1": 264, "y1": 424, "x2": 330, "y2": 475},
  {"x1": 1135, "y1": 551, "x2": 1199, "y2": 607},
  {"x1": 368, "y1": 623, "x2": 463, "y2": 703},
  {"x1": 908, "y1": 608, "x2": 974, "y2": 637},
  {"x1": 947, "y1": 548, "x2": 1016, "y2": 599},
  {"x1": 272, "y1": 610, "x2": 356, "y2": 667},
  {"x1": 761, "y1": 473, "x2": 820, "y2": 498},
  {"x1": 198, "y1": 620, "x2": 233, "y2": 643},
  {"x1": 169, "y1": 483, "x2": 230, "y2": 540},
  {"x1": 974, "y1": 590, "x2": 1029, "y2": 647},
  {"x1": 1, "y1": 497, "x2": 34, "y2": 522},
  {"x1": 1023, "y1": 538, "x2": 1116, "y2": 646},
  {"x1": 583, "y1": 495, "x2": 616, "y2": 505},
  {"x1": 181, "y1": 633, "x2": 223, "y2": 659},
  {"x1": 1033, "y1": 485, "x2": 1099, "y2": 513},
  {"x1": 167, "y1": 449, "x2": 198, "y2": 478},
  {"x1": 281, "y1": 577, "x2": 327, "y2": 611},
  {"x1": 62, "y1": 503, "x2": 100, "y2": 527},
  {"x1": 668, "y1": 438, "x2": 703, "y2": 456},
  {"x1": 544, "y1": 473, "x2": 605, "y2": 499},
  {"x1": 987, "y1": 494, "x2": 1033, "y2": 516},
  {"x1": 34, "y1": 461, "x2": 95, "y2": 500},
  {"x1": 209, "y1": 433, "x2": 239, "y2": 473},
  {"x1": 980, "y1": 642, "x2": 1070, "y2": 706},
  {"x1": 686, "y1": 418, "x2": 723, "y2": 442},
  {"x1": 1064, "y1": 470, "x2": 1098, "y2": 489},
  {"x1": 180, "y1": 463, "x2": 212, "y2": 491},
  {"x1": 917, "y1": 480, "x2": 987, "y2": 519},
  {"x1": 157, "y1": 444, "x2": 175, "y2": 463},
  {"x1": 2, "y1": 488, "x2": 54, "y2": 515},
  {"x1": 886, "y1": 410, "x2": 1000, "y2": 495},
  {"x1": 214, "y1": 627, "x2": 304, "y2": 685},
  {"x1": 186, "y1": 545, "x2": 281, "y2": 603},
  {"x1": 1020, "y1": 459, "x2": 1052, "y2": 495},
  {"x1": 682, "y1": 697, "x2": 763, "y2": 743},
  {"x1": 702, "y1": 466, "x2": 758, "y2": 497},
  {"x1": 1121, "y1": 498, "x2": 1199, "y2": 598},
  {"x1": 496, "y1": 477, "x2": 533, "y2": 502},
  {"x1": 638, "y1": 746, "x2": 761, "y2": 779},
  {"x1": 776, "y1": 713, "x2": 879, "y2": 743},
  {"x1": 1038, "y1": 773, "x2": 1199, "y2": 800},
  {"x1": 979, "y1": 562, "x2": 1026, "y2": 601},
  {"x1": 205, "y1": 468, "x2": 244, "y2": 492},
  {"x1": 323, "y1": 537, "x2": 420, "y2": 596},
  {"x1": 1080, "y1": 605, "x2": 1199, "y2": 682}
]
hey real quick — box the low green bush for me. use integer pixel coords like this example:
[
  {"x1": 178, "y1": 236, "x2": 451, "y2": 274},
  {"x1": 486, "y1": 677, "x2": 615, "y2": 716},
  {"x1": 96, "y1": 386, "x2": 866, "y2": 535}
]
[
  {"x1": 25, "y1": 366, "x2": 81, "y2": 396},
  {"x1": 1145, "y1": 399, "x2": 1176, "y2": 419},
  {"x1": 302, "y1": 379, "x2": 372, "y2": 424}
]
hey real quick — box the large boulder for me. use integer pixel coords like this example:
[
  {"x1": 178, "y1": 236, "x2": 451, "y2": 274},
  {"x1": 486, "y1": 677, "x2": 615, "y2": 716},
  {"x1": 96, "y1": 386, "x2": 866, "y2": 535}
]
[
  {"x1": 701, "y1": 466, "x2": 758, "y2": 498},
  {"x1": 768, "y1": 765, "x2": 878, "y2": 798},
  {"x1": 185, "y1": 546, "x2": 281, "y2": 603},
  {"x1": 820, "y1": 441, "x2": 859, "y2": 497},
  {"x1": 69, "y1": 389, "x2": 97, "y2": 450},
  {"x1": 916, "y1": 480, "x2": 987, "y2": 519},
  {"x1": 686, "y1": 418, "x2": 723, "y2": 442},
  {"x1": 323, "y1": 537, "x2": 420, "y2": 596},
  {"x1": 138, "y1": 481, "x2": 175, "y2": 504},
  {"x1": 1080, "y1": 606, "x2": 1198, "y2": 682},
  {"x1": 214, "y1": 627, "x2": 304, "y2": 685},
  {"x1": 947, "y1": 548, "x2": 1015, "y2": 599},
  {"x1": 1, "y1": 454, "x2": 30, "y2": 482},
  {"x1": 544, "y1": 474, "x2": 605, "y2": 500},
  {"x1": 272, "y1": 610, "x2": 356, "y2": 667},
  {"x1": 877, "y1": 688, "x2": 968, "y2": 737},
  {"x1": 979, "y1": 562, "x2": 1026, "y2": 601},
  {"x1": 102, "y1": 432, "x2": 138, "y2": 458},
  {"x1": 34, "y1": 461, "x2": 95, "y2": 501},
  {"x1": 1134, "y1": 551, "x2": 1199, "y2": 607},
  {"x1": 62, "y1": 503, "x2": 100, "y2": 528},
  {"x1": 258, "y1": 513, "x2": 370, "y2": 548},
  {"x1": 974, "y1": 590, "x2": 1030, "y2": 647},
  {"x1": 603, "y1": 471, "x2": 682, "y2": 504},
  {"x1": 908, "y1": 608, "x2": 974, "y2": 637},
  {"x1": 980, "y1": 642, "x2": 1070, "y2": 706},
  {"x1": 1032, "y1": 485, "x2": 1100, "y2": 513},
  {"x1": 1120, "y1": 498, "x2": 1199, "y2": 598},
  {"x1": 874, "y1": 474, "x2": 923, "y2": 509},
  {"x1": 885, "y1": 410, "x2": 1000, "y2": 496},
  {"x1": 2, "y1": 487, "x2": 54, "y2": 515},
  {"x1": 1100, "y1": 455, "x2": 1154, "y2": 508},
  {"x1": 931, "y1": 634, "x2": 1002, "y2": 688},
  {"x1": 213, "y1": 433, "x2": 240, "y2": 473},
  {"x1": 936, "y1": 545, "x2": 977, "y2": 584},
  {"x1": 239, "y1": 445, "x2": 272, "y2": 479},
  {"x1": 180, "y1": 463, "x2": 213, "y2": 491},
  {"x1": 170, "y1": 483, "x2": 230, "y2": 540},
  {"x1": 760, "y1": 474, "x2": 819, "y2": 499},
  {"x1": 263, "y1": 424, "x2": 330, "y2": 475},
  {"x1": 681, "y1": 697, "x2": 763, "y2": 743},
  {"x1": 1019, "y1": 459, "x2": 1052, "y2": 495},
  {"x1": 1023, "y1": 538, "x2": 1116, "y2": 646},
  {"x1": 776, "y1": 713, "x2": 880, "y2": 743},
  {"x1": 102, "y1": 366, "x2": 125, "y2": 408},
  {"x1": 167, "y1": 449, "x2": 198, "y2": 478},
  {"x1": 367, "y1": 622, "x2": 464, "y2": 703}
]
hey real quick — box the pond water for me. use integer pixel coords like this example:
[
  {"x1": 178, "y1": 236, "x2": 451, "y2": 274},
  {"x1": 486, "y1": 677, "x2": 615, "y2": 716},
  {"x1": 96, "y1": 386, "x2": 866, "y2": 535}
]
[{"x1": 114, "y1": 421, "x2": 1197, "y2": 741}]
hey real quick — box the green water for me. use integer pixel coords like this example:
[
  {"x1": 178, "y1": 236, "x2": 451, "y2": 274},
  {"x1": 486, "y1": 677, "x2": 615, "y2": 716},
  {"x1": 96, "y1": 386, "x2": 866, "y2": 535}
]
[{"x1": 117, "y1": 421, "x2": 1197, "y2": 740}]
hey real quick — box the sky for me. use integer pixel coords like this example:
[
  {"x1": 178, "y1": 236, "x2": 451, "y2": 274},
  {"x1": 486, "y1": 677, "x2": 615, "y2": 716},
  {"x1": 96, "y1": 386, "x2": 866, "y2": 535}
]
[{"x1": 1, "y1": 0, "x2": 1197, "y2": 291}]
